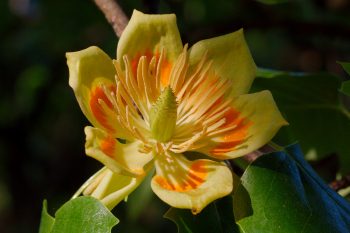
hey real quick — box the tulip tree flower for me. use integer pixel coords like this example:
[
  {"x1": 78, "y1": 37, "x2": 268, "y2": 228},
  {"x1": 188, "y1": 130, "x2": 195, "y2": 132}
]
[{"x1": 67, "y1": 10, "x2": 287, "y2": 214}]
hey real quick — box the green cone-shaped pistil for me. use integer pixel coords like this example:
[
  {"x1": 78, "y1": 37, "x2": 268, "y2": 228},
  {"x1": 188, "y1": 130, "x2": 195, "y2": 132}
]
[{"x1": 150, "y1": 87, "x2": 177, "y2": 142}]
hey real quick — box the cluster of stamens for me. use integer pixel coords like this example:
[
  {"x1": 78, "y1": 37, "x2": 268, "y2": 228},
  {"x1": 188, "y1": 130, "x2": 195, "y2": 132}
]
[{"x1": 98, "y1": 46, "x2": 236, "y2": 155}]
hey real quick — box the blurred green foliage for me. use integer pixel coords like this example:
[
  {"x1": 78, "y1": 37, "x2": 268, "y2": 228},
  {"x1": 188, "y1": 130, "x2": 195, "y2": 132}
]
[{"x1": 1, "y1": 0, "x2": 350, "y2": 232}]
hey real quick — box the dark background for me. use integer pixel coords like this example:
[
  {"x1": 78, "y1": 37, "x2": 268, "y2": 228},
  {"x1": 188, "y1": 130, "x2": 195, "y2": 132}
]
[{"x1": 1, "y1": 0, "x2": 350, "y2": 232}]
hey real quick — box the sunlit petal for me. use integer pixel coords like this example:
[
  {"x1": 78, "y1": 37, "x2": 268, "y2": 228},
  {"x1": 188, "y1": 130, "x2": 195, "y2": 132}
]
[
  {"x1": 66, "y1": 46, "x2": 132, "y2": 139},
  {"x1": 117, "y1": 10, "x2": 183, "y2": 87},
  {"x1": 188, "y1": 29, "x2": 257, "y2": 97},
  {"x1": 151, "y1": 152, "x2": 234, "y2": 214},
  {"x1": 85, "y1": 126, "x2": 153, "y2": 176},
  {"x1": 198, "y1": 90, "x2": 288, "y2": 159},
  {"x1": 81, "y1": 167, "x2": 145, "y2": 210}
]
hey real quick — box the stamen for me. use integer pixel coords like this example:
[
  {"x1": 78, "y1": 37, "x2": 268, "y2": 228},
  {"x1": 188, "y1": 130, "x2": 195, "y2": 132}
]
[
  {"x1": 202, "y1": 101, "x2": 231, "y2": 125},
  {"x1": 138, "y1": 143, "x2": 153, "y2": 154},
  {"x1": 177, "y1": 60, "x2": 213, "y2": 121},
  {"x1": 156, "y1": 142, "x2": 164, "y2": 154},
  {"x1": 206, "y1": 118, "x2": 226, "y2": 133},
  {"x1": 170, "y1": 44, "x2": 189, "y2": 94},
  {"x1": 148, "y1": 56, "x2": 158, "y2": 101},
  {"x1": 207, "y1": 124, "x2": 237, "y2": 137},
  {"x1": 171, "y1": 126, "x2": 207, "y2": 153},
  {"x1": 163, "y1": 141, "x2": 174, "y2": 151},
  {"x1": 133, "y1": 126, "x2": 148, "y2": 144},
  {"x1": 136, "y1": 57, "x2": 145, "y2": 97},
  {"x1": 124, "y1": 56, "x2": 139, "y2": 97},
  {"x1": 155, "y1": 48, "x2": 165, "y2": 91},
  {"x1": 176, "y1": 51, "x2": 207, "y2": 101},
  {"x1": 140, "y1": 56, "x2": 152, "y2": 106},
  {"x1": 195, "y1": 80, "x2": 230, "y2": 115}
]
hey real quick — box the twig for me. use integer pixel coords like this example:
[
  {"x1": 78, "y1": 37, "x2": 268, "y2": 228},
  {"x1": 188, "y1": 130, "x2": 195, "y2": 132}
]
[
  {"x1": 242, "y1": 150, "x2": 264, "y2": 163},
  {"x1": 93, "y1": 0, "x2": 129, "y2": 37},
  {"x1": 242, "y1": 143, "x2": 278, "y2": 163}
]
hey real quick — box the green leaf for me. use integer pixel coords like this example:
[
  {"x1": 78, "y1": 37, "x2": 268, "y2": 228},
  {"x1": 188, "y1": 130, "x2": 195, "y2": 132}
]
[
  {"x1": 165, "y1": 196, "x2": 240, "y2": 233},
  {"x1": 39, "y1": 197, "x2": 119, "y2": 233},
  {"x1": 255, "y1": 0, "x2": 289, "y2": 5},
  {"x1": 253, "y1": 69, "x2": 350, "y2": 172},
  {"x1": 39, "y1": 200, "x2": 55, "y2": 233},
  {"x1": 339, "y1": 62, "x2": 350, "y2": 96},
  {"x1": 340, "y1": 80, "x2": 350, "y2": 96},
  {"x1": 233, "y1": 144, "x2": 350, "y2": 233},
  {"x1": 339, "y1": 62, "x2": 350, "y2": 75}
]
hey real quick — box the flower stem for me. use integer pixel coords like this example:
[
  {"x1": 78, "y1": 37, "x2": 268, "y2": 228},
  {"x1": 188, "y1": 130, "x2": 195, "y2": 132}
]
[
  {"x1": 242, "y1": 141, "x2": 283, "y2": 163},
  {"x1": 93, "y1": 0, "x2": 129, "y2": 37},
  {"x1": 267, "y1": 141, "x2": 284, "y2": 151}
]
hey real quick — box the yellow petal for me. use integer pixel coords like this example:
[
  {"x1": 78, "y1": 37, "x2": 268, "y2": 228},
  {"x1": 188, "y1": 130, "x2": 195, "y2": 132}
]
[
  {"x1": 117, "y1": 10, "x2": 183, "y2": 87},
  {"x1": 151, "y1": 153, "x2": 234, "y2": 214},
  {"x1": 81, "y1": 167, "x2": 145, "y2": 210},
  {"x1": 84, "y1": 126, "x2": 153, "y2": 176},
  {"x1": 200, "y1": 90, "x2": 288, "y2": 159},
  {"x1": 117, "y1": 10, "x2": 182, "y2": 62},
  {"x1": 188, "y1": 29, "x2": 257, "y2": 97},
  {"x1": 66, "y1": 46, "x2": 131, "y2": 139}
]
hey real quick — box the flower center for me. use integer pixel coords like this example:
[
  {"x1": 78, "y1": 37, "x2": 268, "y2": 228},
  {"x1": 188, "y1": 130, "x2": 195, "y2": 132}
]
[
  {"x1": 149, "y1": 86, "x2": 177, "y2": 142},
  {"x1": 96, "y1": 45, "x2": 238, "y2": 155}
]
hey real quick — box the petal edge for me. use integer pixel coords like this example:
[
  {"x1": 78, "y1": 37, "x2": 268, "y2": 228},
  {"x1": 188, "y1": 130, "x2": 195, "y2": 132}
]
[
  {"x1": 84, "y1": 126, "x2": 153, "y2": 176},
  {"x1": 189, "y1": 29, "x2": 257, "y2": 97},
  {"x1": 151, "y1": 153, "x2": 234, "y2": 214},
  {"x1": 117, "y1": 10, "x2": 183, "y2": 64},
  {"x1": 200, "y1": 90, "x2": 288, "y2": 159}
]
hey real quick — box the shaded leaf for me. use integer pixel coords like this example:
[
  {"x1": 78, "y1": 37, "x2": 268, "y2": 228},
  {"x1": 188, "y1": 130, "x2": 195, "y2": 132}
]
[
  {"x1": 253, "y1": 69, "x2": 350, "y2": 172},
  {"x1": 339, "y1": 62, "x2": 350, "y2": 75},
  {"x1": 340, "y1": 80, "x2": 350, "y2": 96},
  {"x1": 165, "y1": 196, "x2": 239, "y2": 233},
  {"x1": 339, "y1": 62, "x2": 350, "y2": 96},
  {"x1": 39, "y1": 200, "x2": 55, "y2": 233},
  {"x1": 233, "y1": 144, "x2": 350, "y2": 233}
]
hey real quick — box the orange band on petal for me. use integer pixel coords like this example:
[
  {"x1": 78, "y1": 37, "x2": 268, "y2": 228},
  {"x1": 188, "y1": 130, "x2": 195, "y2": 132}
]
[
  {"x1": 90, "y1": 86, "x2": 115, "y2": 133},
  {"x1": 223, "y1": 108, "x2": 244, "y2": 127},
  {"x1": 154, "y1": 161, "x2": 208, "y2": 192},
  {"x1": 210, "y1": 108, "x2": 252, "y2": 157},
  {"x1": 100, "y1": 135, "x2": 116, "y2": 158},
  {"x1": 154, "y1": 176, "x2": 175, "y2": 190},
  {"x1": 188, "y1": 160, "x2": 207, "y2": 184}
]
